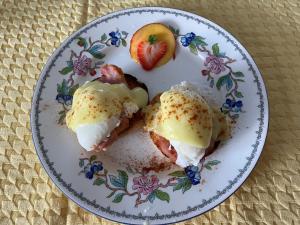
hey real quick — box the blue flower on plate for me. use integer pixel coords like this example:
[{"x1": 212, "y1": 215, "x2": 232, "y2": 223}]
[
  {"x1": 85, "y1": 170, "x2": 94, "y2": 179},
  {"x1": 56, "y1": 94, "x2": 73, "y2": 106},
  {"x1": 109, "y1": 31, "x2": 122, "y2": 46},
  {"x1": 222, "y1": 98, "x2": 243, "y2": 112},
  {"x1": 85, "y1": 162, "x2": 103, "y2": 180},
  {"x1": 180, "y1": 32, "x2": 196, "y2": 47},
  {"x1": 91, "y1": 162, "x2": 103, "y2": 173},
  {"x1": 185, "y1": 165, "x2": 201, "y2": 185}
]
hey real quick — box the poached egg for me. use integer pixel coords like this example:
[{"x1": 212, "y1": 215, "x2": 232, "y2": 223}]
[
  {"x1": 144, "y1": 81, "x2": 229, "y2": 167},
  {"x1": 66, "y1": 80, "x2": 148, "y2": 151}
]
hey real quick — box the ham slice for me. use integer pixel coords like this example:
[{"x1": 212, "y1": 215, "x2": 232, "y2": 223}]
[
  {"x1": 99, "y1": 64, "x2": 127, "y2": 84},
  {"x1": 149, "y1": 131, "x2": 219, "y2": 164},
  {"x1": 93, "y1": 117, "x2": 130, "y2": 151},
  {"x1": 149, "y1": 131, "x2": 177, "y2": 162}
]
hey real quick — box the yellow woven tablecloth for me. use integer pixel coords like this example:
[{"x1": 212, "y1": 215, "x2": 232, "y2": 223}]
[{"x1": 1, "y1": 0, "x2": 299, "y2": 224}]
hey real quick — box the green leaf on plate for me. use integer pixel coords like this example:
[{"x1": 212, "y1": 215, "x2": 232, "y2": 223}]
[
  {"x1": 204, "y1": 160, "x2": 220, "y2": 170},
  {"x1": 60, "y1": 79, "x2": 69, "y2": 95},
  {"x1": 216, "y1": 73, "x2": 233, "y2": 91},
  {"x1": 154, "y1": 189, "x2": 170, "y2": 203},
  {"x1": 204, "y1": 164, "x2": 212, "y2": 170},
  {"x1": 91, "y1": 51, "x2": 105, "y2": 59},
  {"x1": 182, "y1": 179, "x2": 192, "y2": 193},
  {"x1": 121, "y1": 39, "x2": 127, "y2": 47},
  {"x1": 69, "y1": 84, "x2": 79, "y2": 96},
  {"x1": 189, "y1": 42, "x2": 198, "y2": 55},
  {"x1": 212, "y1": 43, "x2": 220, "y2": 56},
  {"x1": 216, "y1": 74, "x2": 229, "y2": 90},
  {"x1": 57, "y1": 83, "x2": 62, "y2": 94},
  {"x1": 233, "y1": 71, "x2": 244, "y2": 77},
  {"x1": 168, "y1": 171, "x2": 186, "y2": 177},
  {"x1": 112, "y1": 193, "x2": 125, "y2": 203},
  {"x1": 59, "y1": 66, "x2": 73, "y2": 75},
  {"x1": 193, "y1": 36, "x2": 207, "y2": 46},
  {"x1": 226, "y1": 77, "x2": 233, "y2": 91},
  {"x1": 101, "y1": 33, "x2": 107, "y2": 42},
  {"x1": 93, "y1": 178, "x2": 105, "y2": 186},
  {"x1": 207, "y1": 160, "x2": 220, "y2": 165},
  {"x1": 173, "y1": 181, "x2": 184, "y2": 191},
  {"x1": 148, "y1": 191, "x2": 156, "y2": 203},
  {"x1": 109, "y1": 175, "x2": 125, "y2": 188},
  {"x1": 117, "y1": 170, "x2": 128, "y2": 188},
  {"x1": 88, "y1": 45, "x2": 105, "y2": 59},
  {"x1": 234, "y1": 91, "x2": 244, "y2": 98}
]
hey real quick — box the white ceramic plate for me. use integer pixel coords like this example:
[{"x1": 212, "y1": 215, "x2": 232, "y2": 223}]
[{"x1": 31, "y1": 7, "x2": 269, "y2": 225}]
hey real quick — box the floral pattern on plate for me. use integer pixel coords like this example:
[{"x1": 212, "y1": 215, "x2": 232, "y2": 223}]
[
  {"x1": 79, "y1": 155, "x2": 220, "y2": 207},
  {"x1": 170, "y1": 26, "x2": 245, "y2": 120},
  {"x1": 55, "y1": 29, "x2": 128, "y2": 124}
]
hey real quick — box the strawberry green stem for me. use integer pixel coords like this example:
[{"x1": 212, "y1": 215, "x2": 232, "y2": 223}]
[{"x1": 148, "y1": 34, "x2": 157, "y2": 44}]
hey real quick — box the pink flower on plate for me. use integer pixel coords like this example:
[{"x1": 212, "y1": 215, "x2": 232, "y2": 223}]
[
  {"x1": 132, "y1": 175, "x2": 159, "y2": 195},
  {"x1": 204, "y1": 55, "x2": 226, "y2": 74},
  {"x1": 73, "y1": 55, "x2": 92, "y2": 76}
]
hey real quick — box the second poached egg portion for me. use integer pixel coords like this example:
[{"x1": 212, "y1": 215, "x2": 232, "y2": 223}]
[{"x1": 144, "y1": 81, "x2": 229, "y2": 167}]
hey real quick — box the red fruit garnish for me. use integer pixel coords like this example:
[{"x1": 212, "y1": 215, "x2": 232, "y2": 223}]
[{"x1": 137, "y1": 36, "x2": 167, "y2": 71}]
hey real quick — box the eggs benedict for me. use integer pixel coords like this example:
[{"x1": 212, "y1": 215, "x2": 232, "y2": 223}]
[
  {"x1": 66, "y1": 64, "x2": 149, "y2": 151},
  {"x1": 144, "y1": 82, "x2": 230, "y2": 167}
]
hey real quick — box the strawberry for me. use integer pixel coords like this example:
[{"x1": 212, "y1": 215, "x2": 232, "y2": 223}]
[{"x1": 137, "y1": 35, "x2": 167, "y2": 71}]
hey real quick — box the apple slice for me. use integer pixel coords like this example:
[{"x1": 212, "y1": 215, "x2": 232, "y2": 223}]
[{"x1": 130, "y1": 23, "x2": 176, "y2": 70}]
